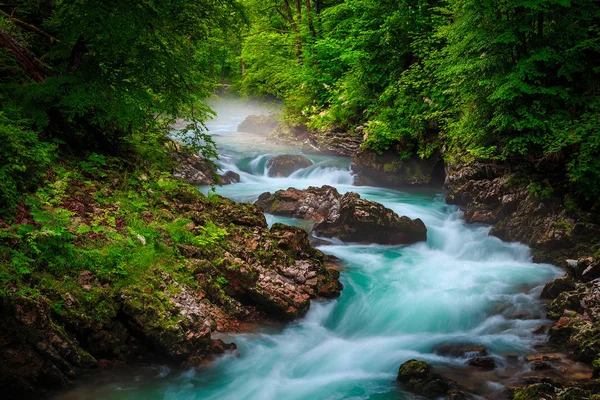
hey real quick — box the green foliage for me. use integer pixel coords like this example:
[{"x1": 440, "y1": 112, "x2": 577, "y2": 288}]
[
  {"x1": 0, "y1": 112, "x2": 55, "y2": 216},
  {"x1": 527, "y1": 180, "x2": 554, "y2": 200},
  {"x1": 439, "y1": 0, "x2": 600, "y2": 200},
  {"x1": 240, "y1": 0, "x2": 600, "y2": 203},
  {"x1": 0, "y1": 0, "x2": 245, "y2": 218}
]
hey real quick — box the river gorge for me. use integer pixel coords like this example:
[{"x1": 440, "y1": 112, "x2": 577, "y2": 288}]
[{"x1": 52, "y1": 98, "x2": 574, "y2": 400}]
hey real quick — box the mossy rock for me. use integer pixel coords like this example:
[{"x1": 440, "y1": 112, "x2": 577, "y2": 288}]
[{"x1": 397, "y1": 360, "x2": 461, "y2": 398}]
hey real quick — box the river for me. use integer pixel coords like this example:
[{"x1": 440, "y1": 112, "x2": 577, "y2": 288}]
[{"x1": 57, "y1": 97, "x2": 561, "y2": 399}]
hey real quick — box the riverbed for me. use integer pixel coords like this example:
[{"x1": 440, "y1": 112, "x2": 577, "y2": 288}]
[{"x1": 55, "y1": 97, "x2": 561, "y2": 400}]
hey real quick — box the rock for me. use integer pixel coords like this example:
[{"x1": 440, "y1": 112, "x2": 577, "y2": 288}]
[
  {"x1": 0, "y1": 296, "x2": 97, "y2": 398},
  {"x1": 444, "y1": 161, "x2": 600, "y2": 265},
  {"x1": 269, "y1": 121, "x2": 363, "y2": 156},
  {"x1": 217, "y1": 222, "x2": 342, "y2": 320},
  {"x1": 396, "y1": 360, "x2": 471, "y2": 399},
  {"x1": 532, "y1": 325, "x2": 549, "y2": 335},
  {"x1": 466, "y1": 357, "x2": 496, "y2": 370},
  {"x1": 222, "y1": 171, "x2": 241, "y2": 184},
  {"x1": 266, "y1": 154, "x2": 313, "y2": 177},
  {"x1": 434, "y1": 343, "x2": 488, "y2": 358},
  {"x1": 172, "y1": 151, "x2": 238, "y2": 186},
  {"x1": 119, "y1": 275, "x2": 214, "y2": 360},
  {"x1": 313, "y1": 192, "x2": 427, "y2": 245},
  {"x1": 577, "y1": 257, "x2": 600, "y2": 282},
  {"x1": 530, "y1": 360, "x2": 552, "y2": 371},
  {"x1": 352, "y1": 147, "x2": 445, "y2": 188},
  {"x1": 255, "y1": 186, "x2": 427, "y2": 245},
  {"x1": 237, "y1": 114, "x2": 279, "y2": 135},
  {"x1": 511, "y1": 382, "x2": 558, "y2": 399},
  {"x1": 546, "y1": 280, "x2": 600, "y2": 363},
  {"x1": 256, "y1": 186, "x2": 341, "y2": 222},
  {"x1": 541, "y1": 276, "x2": 577, "y2": 300}
]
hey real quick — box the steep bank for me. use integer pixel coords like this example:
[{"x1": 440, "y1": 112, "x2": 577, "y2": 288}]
[
  {"x1": 444, "y1": 161, "x2": 600, "y2": 265},
  {"x1": 0, "y1": 149, "x2": 341, "y2": 398},
  {"x1": 443, "y1": 160, "x2": 600, "y2": 398}
]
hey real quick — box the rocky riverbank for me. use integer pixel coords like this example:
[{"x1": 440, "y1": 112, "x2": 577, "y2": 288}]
[
  {"x1": 0, "y1": 150, "x2": 341, "y2": 398},
  {"x1": 440, "y1": 160, "x2": 600, "y2": 399}
]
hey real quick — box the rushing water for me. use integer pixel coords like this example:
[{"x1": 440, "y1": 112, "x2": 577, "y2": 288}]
[{"x1": 57, "y1": 97, "x2": 561, "y2": 400}]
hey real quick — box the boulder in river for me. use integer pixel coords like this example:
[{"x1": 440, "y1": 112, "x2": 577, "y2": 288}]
[
  {"x1": 352, "y1": 147, "x2": 445, "y2": 188},
  {"x1": 256, "y1": 185, "x2": 340, "y2": 222},
  {"x1": 237, "y1": 114, "x2": 279, "y2": 135},
  {"x1": 396, "y1": 360, "x2": 472, "y2": 399},
  {"x1": 465, "y1": 357, "x2": 496, "y2": 370},
  {"x1": 172, "y1": 151, "x2": 239, "y2": 186},
  {"x1": 266, "y1": 154, "x2": 314, "y2": 177},
  {"x1": 433, "y1": 343, "x2": 488, "y2": 358},
  {"x1": 255, "y1": 186, "x2": 427, "y2": 245}
]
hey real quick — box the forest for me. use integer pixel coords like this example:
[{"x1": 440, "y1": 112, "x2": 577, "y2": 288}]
[{"x1": 1, "y1": 1, "x2": 600, "y2": 399}]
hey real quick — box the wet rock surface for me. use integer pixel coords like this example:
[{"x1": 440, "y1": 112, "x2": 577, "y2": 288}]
[
  {"x1": 396, "y1": 360, "x2": 473, "y2": 399},
  {"x1": 269, "y1": 121, "x2": 363, "y2": 157},
  {"x1": 256, "y1": 185, "x2": 427, "y2": 245},
  {"x1": 445, "y1": 161, "x2": 600, "y2": 265},
  {"x1": 0, "y1": 180, "x2": 342, "y2": 398},
  {"x1": 266, "y1": 154, "x2": 313, "y2": 177},
  {"x1": 172, "y1": 151, "x2": 240, "y2": 186},
  {"x1": 237, "y1": 114, "x2": 279, "y2": 135},
  {"x1": 445, "y1": 160, "x2": 600, "y2": 398},
  {"x1": 466, "y1": 356, "x2": 496, "y2": 370},
  {"x1": 353, "y1": 147, "x2": 445, "y2": 188},
  {"x1": 543, "y1": 270, "x2": 600, "y2": 363}
]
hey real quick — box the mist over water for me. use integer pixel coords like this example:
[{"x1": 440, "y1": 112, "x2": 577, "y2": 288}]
[{"x1": 57, "y1": 98, "x2": 561, "y2": 400}]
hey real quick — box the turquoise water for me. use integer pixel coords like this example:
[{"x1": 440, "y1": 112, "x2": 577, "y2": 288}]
[{"x1": 56, "y1": 98, "x2": 560, "y2": 400}]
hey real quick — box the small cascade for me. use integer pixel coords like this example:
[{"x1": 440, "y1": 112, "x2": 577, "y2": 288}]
[{"x1": 55, "y1": 99, "x2": 562, "y2": 400}]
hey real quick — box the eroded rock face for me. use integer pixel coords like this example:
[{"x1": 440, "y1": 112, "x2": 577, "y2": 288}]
[
  {"x1": 237, "y1": 114, "x2": 279, "y2": 135},
  {"x1": 255, "y1": 185, "x2": 340, "y2": 222},
  {"x1": 266, "y1": 154, "x2": 313, "y2": 177},
  {"x1": 270, "y1": 122, "x2": 363, "y2": 157},
  {"x1": 352, "y1": 147, "x2": 445, "y2": 188},
  {"x1": 396, "y1": 360, "x2": 472, "y2": 399},
  {"x1": 172, "y1": 151, "x2": 240, "y2": 186},
  {"x1": 0, "y1": 179, "x2": 342, "y2": 397},
  {"x1": 445, "y1": 161, "x2": 600, "y2": 264},
  {"x1": 544, "y1": 273, "x2": 600, "y2": 363},
  {"x1": 256, "y1": 186, "x2": 427, "y2": 245},
  {"x1": 119, "y1": 272, "x2": 213, "y2": 360},
  {"x1": 0, "y1": 297, "x2": 96, "y2": 397},
  {"x1": 313, "y1": 192, "x2": 427, "y2": 245}
]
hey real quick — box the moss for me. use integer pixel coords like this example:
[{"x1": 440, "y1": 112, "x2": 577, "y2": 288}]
[
  {"x1": 553, "y1": 221, "x2": 574, "y2": 233},
  {"x1": 398, "y1": 360, "x2": 430, "y2": 380},
  {"x1": 558, "y1": 387, "x2": 590, "y2": 400},
  {"x1": 513, "y1": 383, "x2": 557, "y2": 400}
]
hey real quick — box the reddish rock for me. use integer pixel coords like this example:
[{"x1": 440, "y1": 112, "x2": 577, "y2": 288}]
[
  {"x1": 172, "y1": 151, "x2": 239, "y2": 186},
  {"x1": 256, "y1": 186, "x2": 427, "y2": 245}
]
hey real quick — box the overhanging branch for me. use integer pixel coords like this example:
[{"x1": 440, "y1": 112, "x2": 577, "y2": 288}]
[{"x1": 0, "y1": 27, "x2": 55, "y2": 82}]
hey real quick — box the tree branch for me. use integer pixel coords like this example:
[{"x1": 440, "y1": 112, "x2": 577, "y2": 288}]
[
  {"x1": 0, "y1": 9, "x2": 60, "y2": 43},
  {"x1": 243, "y1": 27, "x2": 290, "y2": 37},
  {"x1": 0, "y1": 27, "x2": 55, "y2": 82}
]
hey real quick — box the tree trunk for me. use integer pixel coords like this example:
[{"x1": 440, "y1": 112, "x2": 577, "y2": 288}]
[
  {"x1": 305, "y1": 0, "x2": 316, "y2": 38},
  {"x1": 283, "y1": 0, "x2": 302, "y2": 62},
  {"x1": 0, "y1": 28, "x2": 54, "y2": 82},
  {"x1": 315, "y1": 0, "x2": 322, "y2": 15}
]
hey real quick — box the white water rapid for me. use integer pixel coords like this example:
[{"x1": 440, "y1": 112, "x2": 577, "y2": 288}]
[{"x1": 56, "y1": 97, "x2": 561, "y2": 400}]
